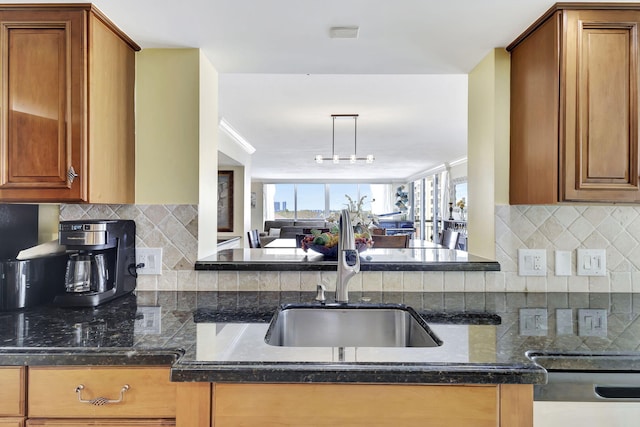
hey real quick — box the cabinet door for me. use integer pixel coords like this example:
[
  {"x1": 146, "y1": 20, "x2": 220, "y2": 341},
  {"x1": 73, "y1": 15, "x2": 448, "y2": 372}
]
[
  {"x1": 214, "y1": 383, "x2": 500, "y2": 427},
  {"x1": 0, "y1": 367, "x2": 25, "y2": 416},
  {"x1": 509, "y1": 12, "x2": 561, "y2": 205},
  {"x1": 0, "y1": 10, "x2": 84, "y2": 201},
  {"x1": 562, "y1": 10, "x2": 640, "y2": 202}
]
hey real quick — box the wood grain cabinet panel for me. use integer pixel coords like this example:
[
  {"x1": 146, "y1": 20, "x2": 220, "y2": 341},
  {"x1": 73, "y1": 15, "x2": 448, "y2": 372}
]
[
  {"x1": 0, "y1": 420, "x2": 24, "y2": 427},
  {"x1": 27, "y1": 367, "x2": 176, "y2": 419},
  {"x1": 0, "y1": 367, "x2": 25, "y2": 417},
  {"x1": 26, "y1": 420, "x2": 174, "y2": 427},
  {"x1": 509, "y1": 5, "x2": 640, "y2": 203},
  {"x1": 212, "y1": 383, "x2": 533, "y2": 427},
  {"x1": 0, "y1": 5, "x2": 138, "y2": 203}
]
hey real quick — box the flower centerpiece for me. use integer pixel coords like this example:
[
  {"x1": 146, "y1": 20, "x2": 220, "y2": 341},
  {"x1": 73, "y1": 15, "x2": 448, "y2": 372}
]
[{"x1": 301, "y1": 195, "x2": 374, "y2": 259}]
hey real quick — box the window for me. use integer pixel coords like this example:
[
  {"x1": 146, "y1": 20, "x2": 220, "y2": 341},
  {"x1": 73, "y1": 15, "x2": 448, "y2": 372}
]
[
  {"x1": 329, "y1": 183, "x2": 358, "y2": 217},
  {"x1": 272, "y1": 184, "x2": 294, "y2": 219},
  {"x1": 296, "y1": 184, "x2": 325, "y2": 219},
  {"x1": 264, "y1": 183, "x2": 392, "y2": 220}
]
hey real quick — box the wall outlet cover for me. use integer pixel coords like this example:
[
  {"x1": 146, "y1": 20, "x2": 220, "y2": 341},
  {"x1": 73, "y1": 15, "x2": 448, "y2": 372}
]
[
  {"x1": 136, "y1": 247, "x2": 163, "y2": 275},
  {"x1": 518, "y1": 249, "x2": 547, "y2": 276}
]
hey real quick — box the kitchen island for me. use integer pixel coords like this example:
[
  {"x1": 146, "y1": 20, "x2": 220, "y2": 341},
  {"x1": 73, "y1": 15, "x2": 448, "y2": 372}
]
[{"x1": 1, "y1": 290, "x2": 638, "y2": 426}]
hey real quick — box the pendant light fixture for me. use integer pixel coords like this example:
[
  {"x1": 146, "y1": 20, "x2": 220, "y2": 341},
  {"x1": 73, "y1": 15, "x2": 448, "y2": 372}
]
[{"x1": 314, "y1": 114, "x2": 374, "y2": 164}]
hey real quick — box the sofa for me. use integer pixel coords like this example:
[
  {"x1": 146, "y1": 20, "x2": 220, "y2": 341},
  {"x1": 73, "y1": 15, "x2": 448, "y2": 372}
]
[{"x1": 260, "y1": 219, "x2": 333, "y2": 245}]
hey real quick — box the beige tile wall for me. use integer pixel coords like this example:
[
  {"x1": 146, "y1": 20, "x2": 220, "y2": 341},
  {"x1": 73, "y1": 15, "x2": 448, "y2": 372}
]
[{"x1": 61, "y1": 204, "x2": 640, "y2": 292}]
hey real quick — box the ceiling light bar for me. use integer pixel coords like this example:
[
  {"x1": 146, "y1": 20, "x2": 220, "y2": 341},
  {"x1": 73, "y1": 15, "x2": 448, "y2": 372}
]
[
  {"x1": 329, "y1": 26, "x2": 359, "y2": 39},
  {"x1": 315, "y1": 114, "x2": 374, "y2": 164}
]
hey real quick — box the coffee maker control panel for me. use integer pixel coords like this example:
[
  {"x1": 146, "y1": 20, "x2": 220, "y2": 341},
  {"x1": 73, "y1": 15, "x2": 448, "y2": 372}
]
[
  {"x1": 59, "y1": 222, "x2": 109, "y2": 247},
  {"x1": 60, "y1": 223, "x2": 107, "y2": 232}
]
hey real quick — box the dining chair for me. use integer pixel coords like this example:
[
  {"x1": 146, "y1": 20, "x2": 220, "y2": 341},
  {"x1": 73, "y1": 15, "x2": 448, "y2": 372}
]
[
  {"x1": 440, "y1": 229, "x2": 460, "y2": 250},
  {"x1": 371, "y1": 227, "x2": 386, "y2": 235},
  {"x1": 247, "y1": 229, "x2": 262, "y2": 248},
  {"x1": 372, "y1": 234, "x2": 410, "y2": 248}
]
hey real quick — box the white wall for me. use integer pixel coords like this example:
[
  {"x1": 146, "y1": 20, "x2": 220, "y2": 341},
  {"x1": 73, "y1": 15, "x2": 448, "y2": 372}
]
[{"x1": 198, "y1": 50, "x2": 220, "y2": 258}]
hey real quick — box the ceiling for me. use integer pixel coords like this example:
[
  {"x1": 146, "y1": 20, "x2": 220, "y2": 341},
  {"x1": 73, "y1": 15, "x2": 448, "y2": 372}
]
[{"x1": 8, "y1": 0, "x2": 635, "y2": 181}]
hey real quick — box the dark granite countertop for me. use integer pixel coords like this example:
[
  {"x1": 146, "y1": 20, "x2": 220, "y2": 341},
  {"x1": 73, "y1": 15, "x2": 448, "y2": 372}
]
[
  {"x1": 195, "y1": 248, "x2": 500, "y2": 271},
  {"x1": 2, "y1": 291, "x2": 640, "y2": 385}
]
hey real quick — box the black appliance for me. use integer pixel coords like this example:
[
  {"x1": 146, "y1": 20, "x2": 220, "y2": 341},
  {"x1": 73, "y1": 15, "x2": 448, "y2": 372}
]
[{"x1": 53, "y1": 220, "x2": 137, "y2": 307}]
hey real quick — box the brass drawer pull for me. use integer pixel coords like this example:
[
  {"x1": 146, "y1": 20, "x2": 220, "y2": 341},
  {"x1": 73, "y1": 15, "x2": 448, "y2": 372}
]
[{"x1": 75, "y1": 384, "x2": 130, "y2": 405}]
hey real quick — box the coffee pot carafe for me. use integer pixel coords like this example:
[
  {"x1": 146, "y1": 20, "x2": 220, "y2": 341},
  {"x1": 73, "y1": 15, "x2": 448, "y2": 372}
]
[{"x1": 64, "y1": 253, "x2": 108, "y2": 293}]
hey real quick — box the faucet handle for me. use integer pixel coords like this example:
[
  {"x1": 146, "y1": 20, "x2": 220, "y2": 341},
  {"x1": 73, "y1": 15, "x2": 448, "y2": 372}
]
[{"x1": 315, "y1": 283, "x2": 327, "y2": 303}]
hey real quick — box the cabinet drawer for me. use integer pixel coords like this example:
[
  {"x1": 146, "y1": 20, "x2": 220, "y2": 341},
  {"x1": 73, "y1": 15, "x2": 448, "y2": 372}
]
[
  {"x1": 0, "y1": 367, "x2": 25, "y2": 416},
  {"x1": 214, "y1": 383, "x2": 499, "y2": 427},
  {"x1": 28, "y1": 367, "x2": 176, "y2": 419},
  {"x1": 0, "y1": 419, "x2": 24, "y2": 427},
  {"x1": 26, "y1": 420, "x2": 174, "y2": 426}
]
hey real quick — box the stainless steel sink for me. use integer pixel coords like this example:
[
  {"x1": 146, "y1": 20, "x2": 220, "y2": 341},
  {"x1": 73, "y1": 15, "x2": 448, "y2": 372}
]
[{"x1": 264, "y1": 303, "x2": 442, "y2": 347}]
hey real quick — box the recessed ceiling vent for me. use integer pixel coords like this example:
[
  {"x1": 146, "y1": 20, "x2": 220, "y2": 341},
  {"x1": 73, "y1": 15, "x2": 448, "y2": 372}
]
[{"x1": 330, "y1": 26, "x2": 359, "y2": 39}]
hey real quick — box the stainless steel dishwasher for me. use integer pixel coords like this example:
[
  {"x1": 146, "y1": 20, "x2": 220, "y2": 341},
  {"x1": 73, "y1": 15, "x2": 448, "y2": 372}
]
[{"x1": 529, "y1": 352, "x2": 640, "y2": 427}]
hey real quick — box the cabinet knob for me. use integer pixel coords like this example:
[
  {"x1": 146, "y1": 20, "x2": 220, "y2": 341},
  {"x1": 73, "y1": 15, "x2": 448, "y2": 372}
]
[{"x1": 75, "y1": 384, "x2": 130, "y2": 405}]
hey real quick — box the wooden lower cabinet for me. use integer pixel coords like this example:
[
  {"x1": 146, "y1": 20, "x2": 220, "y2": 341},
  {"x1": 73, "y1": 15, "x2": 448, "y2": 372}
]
[
  {"x1": 26, "y1": 421, "x2": 173, "y2": 427},
  {"x1": 25, "y1": 367, "x2": 175, "y2": 427},
  {"x1": 0, "y1": 367, "x2": 25, "y2": 427},
  {"x1": 176, "y1": 382, "x2": 533, "y2": 427}
]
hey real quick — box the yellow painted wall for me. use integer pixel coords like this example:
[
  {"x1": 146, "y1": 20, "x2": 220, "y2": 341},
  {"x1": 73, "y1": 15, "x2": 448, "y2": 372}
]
[
  {"x1": 135, "y1": 49, "x2": 200, "y2": 204},
  {"x1": 467, "y1": 48, "x2": 510, "y2": 258}
]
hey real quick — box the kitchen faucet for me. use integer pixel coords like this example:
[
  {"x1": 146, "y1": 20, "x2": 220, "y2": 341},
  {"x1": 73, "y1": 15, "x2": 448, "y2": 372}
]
[{"x1": 335, "y1": 209, "x2": 360, "y2": 303}]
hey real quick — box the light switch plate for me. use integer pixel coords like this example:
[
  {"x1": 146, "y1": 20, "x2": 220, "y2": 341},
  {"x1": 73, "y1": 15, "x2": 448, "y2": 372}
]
[
  {"x1": 556, "y1": 308, "x2": 574, "y2": 335},
  {"x1": 555, "y1": 250, "x2": 572, "y2": 276},
  {"x1": 577, "y1": 249, "x2": 606, "y2": 276},
  {"x1": 518, "y1": 249, "x2": 547, "y2": 276},
  {"x1": 578, "y1": 308, "x2": 607, "y2": 337}
]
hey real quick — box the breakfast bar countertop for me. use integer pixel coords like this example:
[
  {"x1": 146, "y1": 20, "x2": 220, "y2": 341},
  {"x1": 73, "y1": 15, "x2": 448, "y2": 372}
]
[
  {"x1": 195, "y1": 247, "x2": 500, "y2": 271},
  {"x1": 2, "y1": 290, "x2": 640, "y2": 385}
]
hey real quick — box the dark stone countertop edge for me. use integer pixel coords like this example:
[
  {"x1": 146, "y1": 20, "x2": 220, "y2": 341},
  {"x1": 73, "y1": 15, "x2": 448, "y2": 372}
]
[
  {"x1": 0, "y1": 348, "x2": 183, "y2": 367},
  {"x1": 170, "y1": 362, "x2": 546, "y2": 385},
  {"x1": 195, "y1": 260, "x2": 500, "y2": 272}
]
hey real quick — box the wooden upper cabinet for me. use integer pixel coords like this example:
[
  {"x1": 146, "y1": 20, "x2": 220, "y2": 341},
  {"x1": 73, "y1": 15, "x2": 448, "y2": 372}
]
[
  {"x1": 0, "y1": 5, "x2": 139, "y2": 203},
  {"x1": 509, "y1": 4, "x2": 640, "y2": 204}
]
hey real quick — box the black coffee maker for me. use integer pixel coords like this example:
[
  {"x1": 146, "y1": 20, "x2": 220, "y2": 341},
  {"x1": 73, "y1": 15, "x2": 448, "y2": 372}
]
[{"x1": 53, "y1": 220, "x2": 137, "y2": 307}]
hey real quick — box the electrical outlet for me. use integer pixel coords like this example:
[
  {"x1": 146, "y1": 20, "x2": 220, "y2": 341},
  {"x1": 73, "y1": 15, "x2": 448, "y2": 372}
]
[
  {"x1": 519, "y1": 308, "x2": 548, "y2": 336},
  {"x1": 136, "y1": 248, "x2": 163, "y2": 275},
  {"x1": 577, "y1": 249, "x2": 606, "y2": 276},
  {"x1": 518, "y1": 249, "x2": 547, "y2": 276},
  {"x1": 578, "y1": 309, "x2": 607, "y2": 337}
]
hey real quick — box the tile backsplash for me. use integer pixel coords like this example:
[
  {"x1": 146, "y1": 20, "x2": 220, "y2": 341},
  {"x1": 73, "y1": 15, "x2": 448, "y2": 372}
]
[{"x1": 60, "y1": 204, "x2": 640, "y2": 293}]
